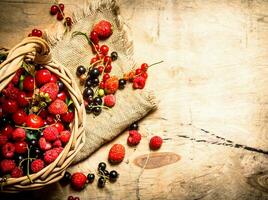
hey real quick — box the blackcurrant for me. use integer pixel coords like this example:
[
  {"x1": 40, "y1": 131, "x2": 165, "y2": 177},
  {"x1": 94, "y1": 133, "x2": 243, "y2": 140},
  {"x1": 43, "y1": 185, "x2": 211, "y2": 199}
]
[
  {"x1": 98, "y1": 162, "x2": 106, "y2": 171},
  {"x1": 62, "y1": 171, "x2": 71, "y2": 183},
  {"x1": 98, "y1": 177, "x2": 106, "y2": 188},
  {"x1": 89, "y1": 68, "x2": 100, "y2": 78},
  {"x1": 118, "y1": 79, "x2": 126, "y2": 89},
  {"x1": 129, "y1": 122, "x2": 139, "y2": 130},
  {"x1": 85, "y1": 79, "x2": 93, "y2": 87},
  {"x1": 93, "y1": 107, "x2": 102, "y2": 116},
  {"x1": 109, "y1": 170, "x2": 118, "y2": 182},
  {"x1": 110, "y1": 51, "x2": 118, "y2": 61},
  {"x1": 93, "y1": 97, "x2": 102, "y2": 105},
  {"x1": 92, "y1": 78, "x2": 99, "y2": 87},
  {"x1": 83, "y1": 88, "x2": 94, "y2": 99},
  {"x1": 85, "y1": 104, "x2": 93, "y2": 114},
  {"x1": 103, "y1": 170, "x2": 109, "y2": 177},
  {"x1": 30, "y1": 139, "x2": 38, "y2": 147},
  {"x1": 76, "y1": 66, "x2": 86, "y2": 76},
  {"x1": 57, "y1": 80, "x2": 64, "y2": 91},
  {"x1": 87, "y1": 173, "x2": 95, "y2": 183}
]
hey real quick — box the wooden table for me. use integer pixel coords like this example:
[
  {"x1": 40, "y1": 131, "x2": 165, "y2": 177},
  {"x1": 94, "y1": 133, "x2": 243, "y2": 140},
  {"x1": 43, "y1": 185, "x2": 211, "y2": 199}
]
[{"x1": 1, "y1": 0, "x2": 268, "y2": 199}]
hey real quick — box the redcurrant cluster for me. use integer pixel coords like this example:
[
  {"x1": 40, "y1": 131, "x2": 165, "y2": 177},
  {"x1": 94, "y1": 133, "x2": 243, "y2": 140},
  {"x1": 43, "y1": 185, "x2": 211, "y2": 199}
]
[{"x1": 50, "y1": 3, "x2": 72, "y2": 28}]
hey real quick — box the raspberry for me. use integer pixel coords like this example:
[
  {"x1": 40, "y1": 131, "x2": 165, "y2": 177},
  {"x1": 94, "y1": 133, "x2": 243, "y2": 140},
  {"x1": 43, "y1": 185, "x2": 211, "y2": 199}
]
[
  {"x1": 149, "y1": 136, "x2": 163, "y2": 150},
  {"x1": 53, "y1": 147, "x2": 63, "y2": 154},
  {"x1": 31, "y1": 159, "x2": 45, "y2": 173},
  {"x1": 133, "y1": 76, "x2": 146, "y2": 89},
  {"x1": 108, "y1": 144, "x2": 125, "y2": 164},
  {"x1": 103, "y1": 94, "x2": 116, "y2": 107},
  {"x1": 39, "y1": 137, "x2": 52, "y2": 151},
  {"x1": 14, "y1": 141, "x2": 28, "y2": 154},
  {"x1": 11, "y1": 167, "x2": 24, "y2": 178},
  {"x1": 3, "y1": 99, "x2": 18, "y2": 114},
  {"x1": 127, "y1": 130, "x2": 142, "y2": 146},
  {"x1": 44, "y1": 149, "x2": 59, "y2": 164},
  {"x1": 104, "y1": 76, "x2": 119, "y2": 94},
  {"x1": 12, "y1": 128, "x2": 26, "y2": 141},
  {"x1": 2, "y1": 83, "x2": 19, "y2": 100},
  {"x1": 12, "y1": 109, "x2": 27, "y2": 125},
  {"x1": 43, "y1": 126, "x2": 59, "y2": 142},
  {"x1": 48, "y1": 99, "x2": 68, "y2": 115},
  {"x1": 40, "y1": 82, "x2": 59, "y2": 102},
  {"x1": 93, "y1": 20, "x2": 113, "y2": 40},
  {"x1": 0, "y1": 135, "x2": 8, "y2": 146},
  {"x1": 71, "y1": 172, "x2": 87, "y2": 190},
  {"x1": 2, "y1": 125, "x2": 14, "y2": 138},
  {"x1": 2, "y1": 142, "x2": 15, "y2": 158},
  {"x1": 52, "y1": 122, "x2": 64, "y2": 132},
  {"x1": 0, "y1": 159, "x2": 16, "y2": 174},
  {"x1": 53, "y1": 139, "x2": 62, "y2": 147},
  {"x1": 59, "y1": 130, "x2": 71, "y2": 144}
]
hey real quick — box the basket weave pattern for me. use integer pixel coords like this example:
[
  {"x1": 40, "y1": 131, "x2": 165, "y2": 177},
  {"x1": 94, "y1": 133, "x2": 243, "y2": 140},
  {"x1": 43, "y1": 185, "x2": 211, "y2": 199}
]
[{"x1": 0, "y1": 37, "x2": 86, "y2": 192}]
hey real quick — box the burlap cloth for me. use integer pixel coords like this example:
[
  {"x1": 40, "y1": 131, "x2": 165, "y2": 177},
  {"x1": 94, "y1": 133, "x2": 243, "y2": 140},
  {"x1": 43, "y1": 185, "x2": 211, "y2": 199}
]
[{"x1": 45, "y1": 0, "x2": 157, "y2": 164}]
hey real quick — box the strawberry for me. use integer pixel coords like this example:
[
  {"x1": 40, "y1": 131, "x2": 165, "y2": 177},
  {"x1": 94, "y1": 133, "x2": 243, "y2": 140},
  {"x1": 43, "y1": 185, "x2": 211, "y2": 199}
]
[
  {"x1": 104, "y1": 76, "x2": 119, "y2": 94},
  {"x1": 40, "y1": 82, "x2": 59, "y2": 102},
  {"x1": 108, "y1": 144, "x2": 125, "y2": 164},
  {"x1": 48, "y1": 99, "x2": 68, "y2": 115},
  {"x1": 93, "y1": 20, "x2": 113, "y2": 40},
  {"x1": 104, "y1": 94, "x2": 116, "y2": 107},
  {"x1": 71, "y1": 172, "x2": 87, "y2": 190}
]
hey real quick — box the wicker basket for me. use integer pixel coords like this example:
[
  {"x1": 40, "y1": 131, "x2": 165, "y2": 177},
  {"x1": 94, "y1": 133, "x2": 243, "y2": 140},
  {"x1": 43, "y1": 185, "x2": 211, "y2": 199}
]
[{"x1": 0, "y1": 37, "x2": 86, "y2": 192}]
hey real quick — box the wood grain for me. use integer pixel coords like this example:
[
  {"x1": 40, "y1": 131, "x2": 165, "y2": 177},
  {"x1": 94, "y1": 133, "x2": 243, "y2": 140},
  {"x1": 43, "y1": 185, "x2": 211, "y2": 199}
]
[{"x1": 0, "y1": 0, "x2": 268, "y2": 199}]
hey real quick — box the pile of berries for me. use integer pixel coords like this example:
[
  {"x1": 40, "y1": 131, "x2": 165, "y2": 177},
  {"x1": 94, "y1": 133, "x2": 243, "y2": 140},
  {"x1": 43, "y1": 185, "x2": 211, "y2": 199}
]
[
  {"x1": 61, "y1": 162, "x2": 118, "y2": 191},
  {"x1": 50, "y1": 3, "x2": 72, "y2": 27},
  {"x1": 73, "y1": 20, "x2": 163, "y2": 116},
  {"x1": 0, "y1": 60, "x2": 74, "y2": 179}
]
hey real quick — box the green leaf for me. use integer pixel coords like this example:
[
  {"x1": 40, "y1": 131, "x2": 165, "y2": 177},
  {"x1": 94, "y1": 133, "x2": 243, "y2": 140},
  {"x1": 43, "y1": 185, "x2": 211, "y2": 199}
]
[{"x1": 26, "y1": 130, "x2": 38, "y2": 141}]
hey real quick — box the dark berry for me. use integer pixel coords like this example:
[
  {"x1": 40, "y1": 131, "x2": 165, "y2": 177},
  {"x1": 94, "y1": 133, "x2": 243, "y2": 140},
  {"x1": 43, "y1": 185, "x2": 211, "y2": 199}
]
[
  {"x1": 129, "y1": 122, "x2": 139, "y2": 130},
  {"x1": 30, "y1": 139, "x2": 38, "y2": 147},
  {"x1": 67, "y1": 196, "x2": 74, "y2": 200},
  {"x1": 103, "y1": 170, "x2": 109, "y2": 177},
  {"x1": 98, "y1": 162, "x2": 106, "y2": 171},
  {"x1": 74, "y1": 197, "x2": 80, "y2": 200},
  {"x1": 57, "y1": 80, "x2": 64, "y2": 91},
  {"x1": 119, "y1": 79, "x2": 126, "y2": 89},
  {"x1": 98, "y1": 177, "x2": 106, "y2": 188},
  {"x1": 85, "y1": 79, "x2": 93, "y2": 87},
  {"x1": 65, "y1": 17, "x2": 72, "y2": 26},
  {"x1": 90, "y1": 68, "x2": 100, "y2": 78},
  {"x1": 62, "y1": 171, "x2": 72, "y2": 183},
  {"x1": 85, "y1": 104, "x2": 93, "y2": 114},
  {"x1": 109, "y1": 170, "x2": 118, "y2": 182},
  {"x1": 111, "y1": 51, "x2": 118, "y2": 61},
  {"x1": 93, "y1": 97, "x2": 102, "y2": 105},
  {"x1": 76, "y1": 66, "x2": 86, "y2": 76},
  {"x1": 92, "y1": 78, "x2": 99, "y2": 87},
  {"x1": 83, "y1": 88, "x2": 94, "y2": 99},
  {"x1": 59, "y1": 3, "x2": 64, "y2": 11},
  {"x1": 15, "y1": 155, "x2": 24, "y2": 164},
  {"x1": 32, "y1": 148, "x2": 42, "y2": 158},
  {"x1": 57, "y1": 12, "x2": 64, "y2": 21},
  {"x1": 87, "y1": 173, "x2": 95, "y2": 183},
  {"x1": 50, "y1": 5, "x2": 58, "y2": 15}
]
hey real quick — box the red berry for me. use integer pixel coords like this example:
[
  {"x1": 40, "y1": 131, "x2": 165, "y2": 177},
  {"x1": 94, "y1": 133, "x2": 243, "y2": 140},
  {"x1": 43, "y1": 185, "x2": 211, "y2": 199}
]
[
  {"x1": 90, "y1": 57, "x2": 98, "y2": 66},
  {"x1": 36, "y1": 30, "x2": 43, "y2": 37},
  {"x1": 43, "y1": 126, "x2": 59, "y2": 142},
  {"x1": 12, "y1": 109, "x2": 27, "y2": 125},
  {"x1": 39, "y1": 137, "x2": 52, "y2": 151},
  {"x1": 98, "y1": 66, "x2": 104, "y2": 73},
  {"x1": 2, "y1": 143, "x2": 15, "y2": 158},
  {"x1": 71, "y1": 172, "x2": 87, "y2": 190},
  {"x1": 50, "y1": 73, "x2": 58, "y2": 83},
  {"x1": 11, "y1": 167, "x2": 24, "y2": 178},
  {"x1": 100, "y1": 45, "x2": 109, "y2": 55},
  {"x1": 26, "y1": 114, "x2": 44, "y2": 128},
  {"x1": 104, "y1": 94, "x2": 116, "y2": 107},
  {"x1": 127, "y1": 130, "x2": 142, "y2": 146},
  {"x1": 17, "y1": 91, "x2": 29, "y2": 107},
  {"x1": 65, "y1": 17, "x2": 72, "y2": 26},
  {"x1": 133, "y1": 76, "x2": 146, "y2": 89},
  {"x1": 59, "y1": 3, "x2": 64, "y2": 11},
  {"x1": 46, "y1": 115, "x2": 55, "y2": 125},
  {"x1": 0, "y1": 135, "x2": 8, "y2": 146},
  {"x1": 31, "y1": 159, "x2": 45, "y2": 173},
  {"x1": 90, "y1": 31, "x2": 99, "y2": 44},
  {"x1": 57, "y1": 12, "x2": 64, "y2": 21},
  {"x1": 44, "y1": 149, "x2": 59, "y2": 164},
  {"x1": 61, "y1": 110, "x2": 74, "y2": 123},
  {"x1": 104, "y1": 56, "x2": 112, "y2": 65},
  {"x1": 53, "y1": 139, "x2": 62, "y2": 147},
  {"x1": 104, "y1": 76, "x2": 119, "y2": 94},
  {"x1": 52, "y1": 122, "x2": 64, "y2": 132},
  {"x1": 50, "y1": 5, "x2": 59, "y2": 15},
  {"x1": 36, "y1": 69, "x2": 51, "y2": 86},
  {"x1": 2, "y1": 83, "x2": 19, "y2": 100},
  {"x1": 0, "y1": 159, "x2": 16, "y2": 174},
  {"x1": 68, "y1": 196, "x2": 74, "y2": 200},
  {"x1": 141, "y1": 72, "x2": 148, "y2": 79},
  {"x1": 12, "y1": 128, "x2": 26, "y2": 141},
  {"x1": 3, "y1": 99, "x2": 18, "y2": 114},
  {"x1": 23, "y1": 75, "x2": 34, "y2": 91},
  {"x1": 135, "y1": 68, "x2": 142, "y2": 75},
  {"x1": 48, "y1": 99, "x2": 68, "y2": 115},
  {"x1": 91, "y1": 43, "x2": 99, "y2": 54},
  {"x1": 15, "y1": 141, "x2": 28, "y2": 154},
  {"x1": 92, "y1": 20, "x2": 113, "y2": 40},
  {"x1": 141, "y1": 63, "x2": 148, "y2": 71},
  {"x1": 31, "y1": 29, "x2": 39, "y2": 37},
  {"x1": 39, "y1": 109, "x2": 48, "y2": 119},
  {"x1": 99, "y1": 81, "x2": 105, "y2": 89},
  {"x1": 59, "y1": 130, "x2": 71, "y2": 144},
  {"x1": 104, "y1": 64, "x2": 112, "y2": 73},
  {"x1": 57, "y1": 91, "x2": 67, "y2": 101},
  {"x1": 40, "y1": 82, "x2": 59, "y2": 101},
  {"x1": 108, "y1": 144, "x2": 125, "y2": 164},
  {"x1": 2, "y1": 125, "x2": 14, "y2": 138},
  {"x1": 103, "y1": 73, "x2": 110, "y2": 82},
  {"x1": 149, "y1": 136, "x2": 163, "y2": 150},
  {"x1": 97, "y1": 53, "x2": 104, "y2": 60}
]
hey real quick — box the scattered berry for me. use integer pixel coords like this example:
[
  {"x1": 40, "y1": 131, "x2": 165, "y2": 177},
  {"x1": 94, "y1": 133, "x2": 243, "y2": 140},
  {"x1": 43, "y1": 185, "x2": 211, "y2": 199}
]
[
  {"x1": 108, "y1": 144, "x2": 125, "y2": 164},
  {"x1": 104, "y1": 94, "x2": 116, "y2": 107},
  {"x1": 133, "y1": 76, "x2": 146, "y2": 89},
  {"x1": 104, "y1": 76, "x2": 119, "y2": 94},
  {"x1": 50, "y1": 5, "x2": 59, "y2": 15},
  {"x1": 109, "y1": 170, "x2": 118, "y2": 182},
  {"x1": 87, "y1": 173, "x2": 95, "y2": 183},
  {"x1": 93, "y1": 20, "x2": 113, "y2": 40},
  {"x1": 149, "y1": 136, "x2": 163, "y2": 150},
  {"x1": 71, "y1": 172, "x2": 87, "y2": 190},
  {"x1": 110, "y1": 51, "x2": 118, "y2": 61},
  {"x1": 98, "y1": 177, "x2": 106, "y2": 188},
  {"x1": 98, "y1": 162, "x2": 106, "y2": 171},
  {"x1": 127, "y1": 130, "x2": 142, "y2": 146}
]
